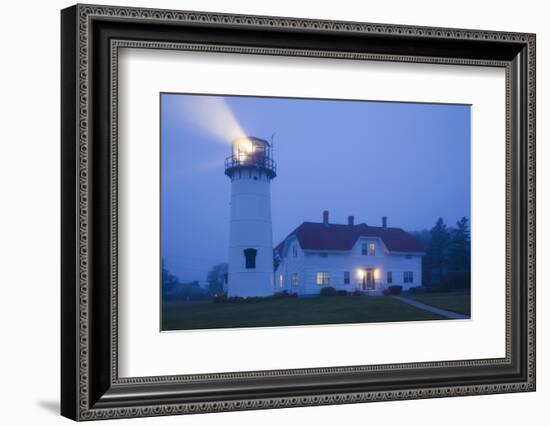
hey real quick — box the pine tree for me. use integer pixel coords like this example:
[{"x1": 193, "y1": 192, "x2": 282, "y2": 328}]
[
  {"x1": 425, "y1": 218, "x2": 450, "y2": 288},
  {"x1": 162, "y1": 259, "x2": 180, "y2": 299},
  {"x1": 448, "y1": 217, "x2": 471, "y2": 289}
]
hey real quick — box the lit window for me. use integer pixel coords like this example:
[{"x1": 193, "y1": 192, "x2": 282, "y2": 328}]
[
  {"x1": 387, "y1": 271, "x2": 393, "y2": 284},
  {"x1": 344, "y1": 271, "x2": 350, "y2": 284},
  {"x1": 369, "y1": 243, "x2": 376, "y2": 256},
  {"x1": 243, "y1": 248, "x2": 257, "y2": 269},
  {"x1": 361, "y1": 243, "x2": 368, "y2": 255},
  {"x1": 316, "y1": 272, "x2": 330, "y2": 285},
  {"x1": 279, "y1": 273, "x2": 283, "y2": 288},
  {"x1": 291, "y1": 273, "x2": 299, "y2": 286},
  {"x1": 404, "y1": 271, "x2": 413, "y2": 283}
]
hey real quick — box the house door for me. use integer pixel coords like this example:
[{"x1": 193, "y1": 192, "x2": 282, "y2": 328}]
[{"x1": 362, "y1": 268, "x2": 375, "y2": 290}]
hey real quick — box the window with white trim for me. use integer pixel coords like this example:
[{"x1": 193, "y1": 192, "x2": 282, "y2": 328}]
[
  {"x1": 404, "y1": 271, "x2": 413, "y2": 283},
  {"x1": 316, "y1": 272, "x2": 330, "y2": 286}
]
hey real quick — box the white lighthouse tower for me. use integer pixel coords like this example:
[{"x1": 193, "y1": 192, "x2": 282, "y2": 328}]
[{"x1": 224, "y1": 136, "x2": 277, "y2": 297}]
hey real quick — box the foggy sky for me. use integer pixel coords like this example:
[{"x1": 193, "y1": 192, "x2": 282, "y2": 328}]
[{"x1": 161, "y1": 94, "x2": 471, "y2": 283}]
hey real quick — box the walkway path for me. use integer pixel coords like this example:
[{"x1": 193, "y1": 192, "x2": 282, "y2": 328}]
[{"x1": 393, "y1": 296, "x2": 470, "y2": 320}]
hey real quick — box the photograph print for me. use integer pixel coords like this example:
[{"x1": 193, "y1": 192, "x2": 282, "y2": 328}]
[{"x1": 160, "y1": 93, "x2": 471, "y2": 331}]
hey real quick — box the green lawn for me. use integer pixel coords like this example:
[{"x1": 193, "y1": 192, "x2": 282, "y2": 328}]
[
  {"x1": 162, "y1": 296, "x2": 447, "y2": 331},
  {"x1": 401, "y1": 291, "x2": 471, "y2": 316}
]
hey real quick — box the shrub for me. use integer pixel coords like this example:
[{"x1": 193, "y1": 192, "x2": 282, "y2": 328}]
[
  {"x1": 244, "y1": 297, "x2": 264, "y2": 303},
  {"x1": 272, "y1": 290, "x2": 290, "y2": 299},
  {"x1": 409, "y1": 285, "x2": 427, "y2": 294},
  {"x1": 336, "y1": 290, "x2": 348, "y2": 296},
  {"x1": 213, "y1": 295, "x2": 261, "y2": 303},
  {"x1": 352, "y1": 289, "x2": 363, "y2": 297},
  {"x1": 226, "y1": 296, "x2": 245, "y2": 303},
  {"x1": 214, "y1": 292, "x2": 299, "y2": 303},
  {"x1": 382, "y1": 288, "x2": 391, "y2": 296},
  {"x1": 387, "y1": 285, "x2": 403, "y2": 295},
  {"x1": 272, "y1": 290, "x2": 298, "y2": 299},
  {"x1": 320, "y1": 286, "x2": 337, "y2": 296}
]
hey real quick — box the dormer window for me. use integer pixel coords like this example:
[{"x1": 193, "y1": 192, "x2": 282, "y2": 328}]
[
  {"x1": 243, "y1": 248, "x2": 257, "y2": 269},
  {"x1": 361, "y1": 242, "x2": 375, "y2": 255}
]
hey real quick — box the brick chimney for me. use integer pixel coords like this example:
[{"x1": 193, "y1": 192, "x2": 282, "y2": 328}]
[
  {"x1": 348, "y1": 215, "x2": 354, "y2": 226},
  {"x1": 323, "y1": 210, "x2": 329, "y2": 225},
  {"x1": 382, "y1": 216, "x2": 387, "y2": 228}
]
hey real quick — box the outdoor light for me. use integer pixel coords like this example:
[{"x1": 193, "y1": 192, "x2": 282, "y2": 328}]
[
  {"x1": 374, "y1": 269, "x2": 380, "y2": 279},
  {"x1": 239, "y1": 138, "x2": 254, "y2": 153},
  {"x1": 357, "y1": 269, "x2": 365, "y2": 279}
]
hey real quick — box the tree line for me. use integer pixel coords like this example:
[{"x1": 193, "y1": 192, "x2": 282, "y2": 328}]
[
  {"x1": 410, "y1": 217, "x2": 471, "y2": 291},
  {"x1": 161, "y1": 260, "x2": 211, "y2": 301}
]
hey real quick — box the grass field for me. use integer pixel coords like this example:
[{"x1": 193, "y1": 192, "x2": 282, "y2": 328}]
[
  {"x1": 401, "y1": 291, "x2": 471, "y2": 316},
  {"x1": 162, "y1": 296, "x2": 447, "y2": 331}
]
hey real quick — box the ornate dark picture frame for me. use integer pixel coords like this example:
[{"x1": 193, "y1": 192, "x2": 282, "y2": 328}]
[{"x1": 61, "y1": 4, "x2": 536, "y2": 421}]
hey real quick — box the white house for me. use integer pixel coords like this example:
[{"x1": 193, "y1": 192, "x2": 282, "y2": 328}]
[{"x1": 275, "y1": 211, "x2": 424, "y2": 295}]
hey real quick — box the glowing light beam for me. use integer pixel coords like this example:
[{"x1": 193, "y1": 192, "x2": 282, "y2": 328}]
[{"x1": 176, "y1": 96, "x2": 247, "y2": 145}]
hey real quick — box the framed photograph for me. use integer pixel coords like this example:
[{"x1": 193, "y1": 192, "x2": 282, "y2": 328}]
[
  {"x1": 159, "y1": 93, "x2": 472, "y2": 331},
  {"x1": 61, "y1": 4, "x2": 536, "y2": 421}
]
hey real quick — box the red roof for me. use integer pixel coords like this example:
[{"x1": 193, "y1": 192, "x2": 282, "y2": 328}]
[{"x1": 276, "y1": 222, "x2": 424, "y2": 255}]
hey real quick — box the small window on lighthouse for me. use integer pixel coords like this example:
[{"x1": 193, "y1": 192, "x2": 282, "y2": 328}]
[{"x1": 243, "y1": 248, "x2": 257, "y2": 269}]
